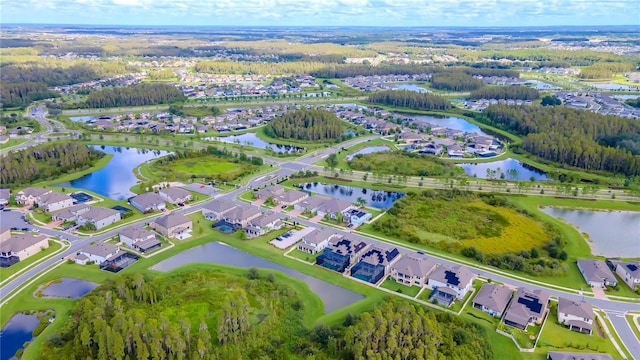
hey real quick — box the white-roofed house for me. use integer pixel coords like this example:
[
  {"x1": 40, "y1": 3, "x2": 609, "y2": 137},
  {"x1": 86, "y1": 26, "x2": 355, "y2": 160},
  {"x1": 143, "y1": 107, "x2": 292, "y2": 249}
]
[{"x1": 389, "y1": 253, "x2": 437, "y2": 287}]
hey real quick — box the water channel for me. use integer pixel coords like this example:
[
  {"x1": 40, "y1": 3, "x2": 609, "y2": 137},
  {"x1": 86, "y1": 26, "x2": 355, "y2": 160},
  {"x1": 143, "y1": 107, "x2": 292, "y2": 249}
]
[{"x1": 151, "y1": 242, "x2": 364, "y2": 313}]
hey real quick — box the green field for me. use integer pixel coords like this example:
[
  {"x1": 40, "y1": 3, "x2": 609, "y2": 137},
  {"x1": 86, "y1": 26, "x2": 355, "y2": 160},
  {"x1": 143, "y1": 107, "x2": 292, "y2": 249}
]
[
  {"x1": 348, "y1": 150, "x2": 465, "y2": 177},
  {"x1": 0, "y1": 138, "x2": 28, "y2": 150},
  {"x1": 148, "y1": 154, "x2": 260, "y2": 183}
]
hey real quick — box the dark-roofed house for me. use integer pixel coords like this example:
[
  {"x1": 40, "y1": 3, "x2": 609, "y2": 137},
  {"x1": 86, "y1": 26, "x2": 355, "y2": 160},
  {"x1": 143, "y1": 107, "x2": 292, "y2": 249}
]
[
  {"x1": 297, "y1": 228, "x2": 338, "y2": 254},
  {"x1": 473, "y1": 283, "x2": 513, "y2": 317},
  {"x1": 75, "y1": 242, "x2": 120, "y2": 265},
  {"x1": 503, "y1": 288, "x2": 550, "y2": 330},
  {"x1": 390, "y1": 253, "x2": 437, "y2": 287},
  {"x1": 202, "y1": 199, "x2": 237, "y2": 221},
  {"x1": 129, "y1": 193, "x2": 166, "y2": 213},
  {"x1": 119, "y1": 226, "x2": 161, "y2": 253},
  {"x1": 316, "y1": 238, "x2": 371, "y2": 273},
  {"x1": 76, "y1": 206, "x2": 121, "y2": 230},
  {"x1": 0, "y1": 232, "x2": 49, "y2": 268},
  {"x1": 350, "y1": 244, "x2": 400, "y2": 284},
  {"x1": 158, "y1": 187, "x2": 192, "y2": 205},
  {"x1": 613, "y1": 261, "x2": 640, "y2": 290},
  {"x1": 427, "y1": 265, "x2": 476, "y2": 300},
  {"x1": 557, "y1": 297, "x2": 594, "y2": 335},
  {"x1": 547, "y1": 351, "x2": 613, "y2": 360},
  {"x1": 243, "y1": 213, "x2": 284, "y2": 238},
  {"x1": 151, "y1": 213, "x2": 192, "y2": 239},
  {"x1": 577, "y1": 259, "x2": 617, "y2": 288}
]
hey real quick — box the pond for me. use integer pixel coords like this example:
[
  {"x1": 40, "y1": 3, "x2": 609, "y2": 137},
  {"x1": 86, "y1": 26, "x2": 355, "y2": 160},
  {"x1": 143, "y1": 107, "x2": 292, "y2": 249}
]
[
  {"x1": 588, "y1": 83, "x2": 640, "y2": 91},
  {"x1": 346, "y1": 145, "x2": 391, "y2": 161},
  {"x1": 151, "y1": 242, "x2": 364, "y2": 313},
  {"x1": 394, "y1": 83, "x2": 431, "y2": 93},
  {"x1": 540, "y1": 208, "x2": 640, "y2": 258},
  {"x1": 55, "y1": 146, "x2": 169, "y2": 200},
  {"x1": 457, "y1": 158, "x2": 548, "y2": 181},
  {"x1": 69, "y1": 115, "x2": 97, "y2": 122},
  {"x1": 0, "y1": 312, "x2": 49, "y2": 360},
  {"x1": 39, "y1": 278, "x2": 99, "y2": 299},
  {"x1": 206, "y1": 133, "x2": 304, "y2": 154},
  {"x1": 300, "y1": 182, "x2": 405, "y2": 209},
  {"x1": 524, "y1": 80, "x2": 561, "y2": 90},
  {"x1": 408, "y1": 113, "x2": 489, "y2": 136}
]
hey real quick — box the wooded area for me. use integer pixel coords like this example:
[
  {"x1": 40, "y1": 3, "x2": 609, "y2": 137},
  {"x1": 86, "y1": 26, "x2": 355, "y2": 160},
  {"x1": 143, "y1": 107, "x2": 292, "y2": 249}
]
[
  {"x1": 348, "y1": 151, "x2": 463, "y2": 177},
  {"x1": 264, "y1": 109, "x2": 345, "y2": 141},
  {"x1": 0, "y1": 82, "x2": 59, "y2": 108},
  {"x1": 368, "y1": 90, "x2": 452, "y2": 111},
  {"x1": 481, "y1": 105, "x2": 640, "y2": 175},
  {"x1": 84, "y1": 83, "x2": 185, "y2": 108},
  {"x1": 430, "y1": 73, "x2": 484, "y2": 92},
  {"x1": 0, "y1": 143, "x2": 105, "y2": 188},
  {"x1": 469, "y1": 85, "x2": 540, "y2": 100}
]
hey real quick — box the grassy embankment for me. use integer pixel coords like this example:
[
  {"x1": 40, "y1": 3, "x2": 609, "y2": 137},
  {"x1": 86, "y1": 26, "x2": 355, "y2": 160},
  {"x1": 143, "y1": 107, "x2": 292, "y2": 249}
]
[{"x1": 0, "y1": 138, "x2": 28, "y2": 150}]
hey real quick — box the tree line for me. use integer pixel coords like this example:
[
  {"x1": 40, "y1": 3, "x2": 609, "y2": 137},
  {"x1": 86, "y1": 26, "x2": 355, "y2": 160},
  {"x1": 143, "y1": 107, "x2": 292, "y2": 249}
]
[
  {"x1": 481, "y1": 105, "x2": 640, "y2": 176},
  {"x1": 368, "y1": 90, "x2": 452, "y2": 110},
  {"x1": 84, "y1": 83, "x2": 185, "y2": 108},
  {"x1": 1, "y1": 82, "x2": 59, "y2": 108},
  {"x1": 469, "y1": 85, "x2": 540, "y2": 100},
  {"x1": 430, "y1": 73, "x2": 484, "y2": 92},
  {"x1": 265, "y1": 109, "x2": 345, "y2": 141},
  {"x1": 1, "y1": 143, "x2": 105, "y2": 188}
]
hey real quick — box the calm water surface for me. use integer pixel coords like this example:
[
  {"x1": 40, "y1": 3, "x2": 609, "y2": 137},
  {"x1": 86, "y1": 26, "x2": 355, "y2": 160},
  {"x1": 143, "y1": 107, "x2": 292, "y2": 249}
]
[
  {"x1": 300, "y1": 182, "x2": 404, "y2": 209},
  {"x1": 457, "y1": 158, "x2": 548, "y2": 180},
  {"x1": 409, "y1": 114, "x2": 488, "y2": 135},
  {"x1": 540, "y1": 208, "x2": 640, "y2": 258},
  {"x1": 151, "y1": 242, "x2": 364, "y2": 313},
  {"x1": 40, "y1": 278, "x2": 99, "y2": 299},
  {"x1": 394, "y1": 84, "x2": 430, "y2": 93},
  {"x1": 207, "y1": 133, "x2": 304, "y2": 153},
  {"x1": 0, "y1": 313, "x2": 40, "y2": 360},
  {"x1": 346, "y1": 145, "x2": 391, "y2": 161}
]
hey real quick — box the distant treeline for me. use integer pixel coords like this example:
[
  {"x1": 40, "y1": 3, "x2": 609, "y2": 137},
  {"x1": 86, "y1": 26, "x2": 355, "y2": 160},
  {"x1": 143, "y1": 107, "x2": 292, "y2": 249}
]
[
  {"x1": 1, "y1": 143, "x2": 105, "y2": 188},
  {"x1": 0, "y1": 82, "x2": 59, "y2": 108},
  {"x1": 430, "y1": 73, "x2": 484, "y2": 92},
  {"x1": 481, "y1": 105, "x2": 640, "y2": 175},
  {"x1": 265, "y1": 109, "x2": 344, "y2": 141},
  {"x1": 310, "y1": 64, "x2": 519, "y2": 79},
  {"x1": 368, "y1": 90, "x2": 452, "y2": 110},
  {"x1": 1, "y1": 64, "x2": 100, "y2": 86},
  {"x1": 85, "y1": 83, "x2": 185, "y2": 108},
  {"x1": 469, "y1": 86, "x2": 540, "y2": 100}
]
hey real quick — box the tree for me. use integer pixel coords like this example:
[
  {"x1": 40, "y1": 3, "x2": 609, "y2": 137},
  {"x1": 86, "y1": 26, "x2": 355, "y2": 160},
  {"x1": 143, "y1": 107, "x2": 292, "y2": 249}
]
[
  {"x1": 541, "y1": 95, "x2": 562, "y2": 106},
  {"x1": 356, "y1": 197, "x2": 367, "y2": 207},
  {"x1": 326, "y1": 153, "x2": 338, "y2": 170}
]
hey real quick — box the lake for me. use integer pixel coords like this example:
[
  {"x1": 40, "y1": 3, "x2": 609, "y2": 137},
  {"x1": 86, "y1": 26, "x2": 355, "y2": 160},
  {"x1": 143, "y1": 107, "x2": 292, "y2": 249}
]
[
  {"x1": 409, "y1": 114, "x2": 488, "y2": 135},
  {"x1": 69, "y1": 115, "x2": 97, "y2": 122},
  {"x1": 394, "y1": 83, "x2": 430, "y2": 93},
  {"x1": 207, "y1": 133, "x2": 304, "y2": 153},
  {"x1": 300, "y1": 182, "x2": 404, "y2": 209},
  {"x1": 56, "y1": 146, "x2": 169, "y2": 200},
  {"x1": 589, "y1": 83, "x2": 640, "y2": 91},
  {"x1": 40, "y1": 278, "x2": 99, "y2": 299},
  {"x1": 1, "y1": 313, "x2": 42, "y2": 360},
  {"x1": 524, "y1": 80, "x2": 561, "y2": 90},
  {"x1": 346, "y1": 145, "x2": 391, "y2": 161},
  {"x1": 457, "y1": 158, "x2": 548, "y2": 180},
  {"x1": 540, "y1": 208, "x2": 640, "y2": 258},
  {"x1": 151, "y1": 242, "x2": 364, "y2": 313}
]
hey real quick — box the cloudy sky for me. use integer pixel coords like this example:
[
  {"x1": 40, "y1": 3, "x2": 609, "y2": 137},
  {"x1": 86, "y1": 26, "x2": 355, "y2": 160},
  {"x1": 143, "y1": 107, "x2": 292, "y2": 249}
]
[{"x1": 1, "y1": 0, "x2": 637, "y2": 27}]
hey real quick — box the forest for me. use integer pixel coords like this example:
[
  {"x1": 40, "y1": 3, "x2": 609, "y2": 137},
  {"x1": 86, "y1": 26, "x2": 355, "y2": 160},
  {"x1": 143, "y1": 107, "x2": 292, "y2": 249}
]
[
  {"x1": 480, "y1": 105, "x2": 640, "y2": 176},
  {"x1": 370, "y1": 189, "x2": 566, "y2": 276},
  {"x1": 264, "y1": 109, "x2": 345, "y2": 141},
  {"x1": 0, "y1": 82, "x2": 59, "y2": 108},
  {"x1": 37, "y1": 269, "x2": 493, "y2": 360},
  {"x1": 0, "y1": 143, "x2": 105, "y2": 188},
  {"x1": 430, "y1": 73, "x2": 484, "y2": 92},
  {"x1": 469, "y1": 85, "x2": 540, "y2": 100},
  {"x1": 84, "y1": 83, "x2": 185, "y2": 108},
  {"x1": 368, "y1": 90, "x2": 452, "y2": 111}
]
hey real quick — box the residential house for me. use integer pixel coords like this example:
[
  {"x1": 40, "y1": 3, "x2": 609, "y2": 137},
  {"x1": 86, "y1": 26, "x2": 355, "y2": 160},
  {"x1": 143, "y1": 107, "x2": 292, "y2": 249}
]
[
  {"x1": 129, "y1": 193, "x2": 166, "y2": 213},
  {"x1": 557, "y1": 297, "x2": 594, "y2": 335},
  {"x1": 151, "y1": 213, "x2": 193, "y2": 239},
  {"x1": 38, "y1": 192, "x2": 74, "y2": 212},
  {"x1": 202, "y1": 199, "x2": 237, "y2": 221},
  {"x1": 419, "y1": 143, "x2": 444, "y2": 155},
  {"x1": 503, "y1": 288, "x2": 550, "y2": 330},
  {"x1": 0, "y1": 232, "x2": 49, "y2": 267},
  {"x1": 15, "y1": 187, "x2": 52, "y2": 205},
  {"x1": 316, "y1": 238, "x2": 371, "y2": 273},
  {"x1": 344, "y1": 209, "x2": 372, "y2": 226},
  {"x1": 243, "y1": 213, "x2": 284, "y2": 238},
  {"x1": 473, "y1": 283, "x2": 513, "y2": 317},
  {"x1": 576, "y1": 259, "x2": 617, "y2": 288},
  {"x1": 297, "y1": 228, "x2": 338, "y2": 254},
  {"x1": 546, "y1": 351, "x2": 613, "y2": 360},
  {"x1": 75, "y1": 242, "x2": 120, "y2": 265},
  {"x1": 222, "y1": 205, "x2": 262, "y2": 227},
  {"x1": 76, "y1": 207, "x2": 121, "y2": 230},
  {"x1": 427, "y1": 265, "x2": 476, "y2": 303},
  {"x1": 350, "y1": 244, "x2": 400, "y2": 284},
  {"x1": 0, "y1": 188, "x2": 10, "y2": 207},
  {"x1": 275, "y1": 189, "x2": 309, "y2": 206},
  {"x1": 390, "y1": 253, "x2": 437, "y2": 287},
  {"x1": 613, "y1": 261, "x2": 640, "y2": 290},
  {"x1": 119, "y1": 226, "x2": 161, "y2": 253},
  {"x1": 52, "y1": 204, "x2": 91, "y2": 223},
  {"x1": 256, "y1": 184, "x2": 286, "y2": 199},
  {"x1": 397, "y1": 131, "x2": 424, "y2": 144},
  {"x1": 318, "y1": 198, "x2": 356, "y2": 219},
  {"x1": 158, "y1": 187, "x2": 193, "y2": 205},
  {"x1": 294, "y1": 195, "x2": 327, "y2": 214}
]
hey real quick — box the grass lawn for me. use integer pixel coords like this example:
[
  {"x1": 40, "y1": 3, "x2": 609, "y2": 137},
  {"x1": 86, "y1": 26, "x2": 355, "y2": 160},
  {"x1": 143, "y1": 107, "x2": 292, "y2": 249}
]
[
  {"x1": 239, "y1": 190, "x2": 256, "y2": 202},
  {"x1": 30, "y1": 210, "x2": 51, "y2": 224},
  {"x1": 288, "y1": 249, "x2": 321, "y2": 263},
  {"x1": 379, "y1": 277, "x2": 421, "y2": 297},
  {"x1": 0, "y1": 240, "x2": 63, "y2": 282},
  {"x1": 605, "y1": 273, "x2": 640, "y2": 298},
  {"x1": 461, "y1": 307, "x2": 527, "y2": 360},
  {"x1": 0, "y1": 138, "x2": 28, "y2": 150},
  {"x1": 536, "y1": 304, "x2": 622, "y2": 358}
]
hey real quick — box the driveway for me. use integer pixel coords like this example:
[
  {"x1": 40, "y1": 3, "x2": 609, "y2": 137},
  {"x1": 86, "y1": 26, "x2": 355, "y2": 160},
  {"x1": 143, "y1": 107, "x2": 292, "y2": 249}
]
[
  {"x1": 310, "y1": 214, "x2": 324, "y2": 223},
  {"x1": 591, "y1": 286, "x2": 608, "y2": 300}
]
